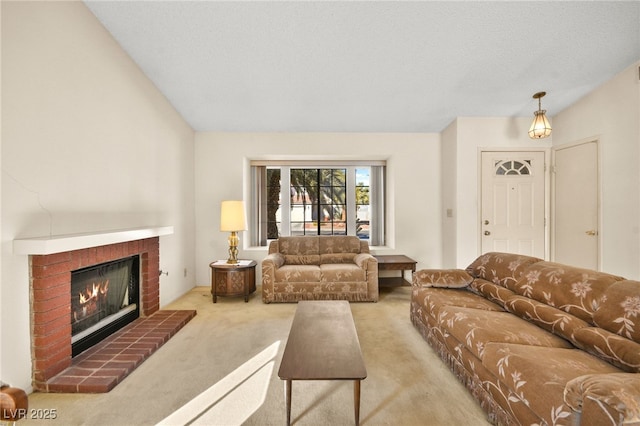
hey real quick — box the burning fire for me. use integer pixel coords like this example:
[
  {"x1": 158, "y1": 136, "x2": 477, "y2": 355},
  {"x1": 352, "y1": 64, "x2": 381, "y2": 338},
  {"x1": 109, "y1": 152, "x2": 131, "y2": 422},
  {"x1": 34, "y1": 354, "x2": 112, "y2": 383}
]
[
  {"x1": 74, "y1": 280, "x2": 109, "y2": 322},
  {"x1": 78, "y1": 281, "x2": 109, "y2": 304}
]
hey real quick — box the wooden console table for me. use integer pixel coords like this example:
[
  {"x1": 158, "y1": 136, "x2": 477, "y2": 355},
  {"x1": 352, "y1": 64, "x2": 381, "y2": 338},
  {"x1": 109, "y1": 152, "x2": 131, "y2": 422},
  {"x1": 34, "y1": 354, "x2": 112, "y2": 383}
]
[
  {"x1": 209, "y1": 260, "x2": 257, "y2": 303},
  {"x1": 374, "y1": 255, "x2": 417, "y2": 287}
]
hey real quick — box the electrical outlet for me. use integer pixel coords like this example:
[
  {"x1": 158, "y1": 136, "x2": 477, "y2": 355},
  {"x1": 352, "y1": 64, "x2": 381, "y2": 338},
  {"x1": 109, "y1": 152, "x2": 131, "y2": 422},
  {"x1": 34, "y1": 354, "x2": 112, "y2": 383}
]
[{"x1": 183, "y1": 268, "x2": 188, "y2": 278}]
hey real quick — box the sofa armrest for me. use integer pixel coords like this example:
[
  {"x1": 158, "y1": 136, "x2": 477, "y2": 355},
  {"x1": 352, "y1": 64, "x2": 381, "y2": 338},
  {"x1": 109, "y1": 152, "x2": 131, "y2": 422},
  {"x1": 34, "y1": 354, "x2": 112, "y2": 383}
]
[
  {"x1": 564, "y1": 373, "x2": 640, "y2": 425},
  {"x1": 354, "y1": 253, "x2": 379, "y2": 302},
  {"x1": 261, "y1": 253, "x2": 285, "y2": 303},
  {"x1": 354, "y1": 253, "x2": 375, "y2": 269},
  {"x1": 412, "y1": 269, "x2": 473, "y2": 289},
  {"x1": 263, "y1": 252, "x2": 285, "y2": 269}
]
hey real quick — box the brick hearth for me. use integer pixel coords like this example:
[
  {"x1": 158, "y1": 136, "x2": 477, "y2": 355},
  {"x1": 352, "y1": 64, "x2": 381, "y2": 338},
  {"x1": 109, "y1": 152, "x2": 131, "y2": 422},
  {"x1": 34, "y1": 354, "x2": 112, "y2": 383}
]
[
  {"x1": 29, "y1": 237, "x2": 193, "y2": 392},
  {"x1": 42, "y1": 310, "x2": 196, "y2": 393}
]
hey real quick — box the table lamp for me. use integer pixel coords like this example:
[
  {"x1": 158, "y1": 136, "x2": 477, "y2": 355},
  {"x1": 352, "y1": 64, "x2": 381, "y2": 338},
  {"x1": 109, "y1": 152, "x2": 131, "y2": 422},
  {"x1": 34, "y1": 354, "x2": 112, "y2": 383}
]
[{"x1": 220, "y1": 200, "x2": 247, "y2": 264}]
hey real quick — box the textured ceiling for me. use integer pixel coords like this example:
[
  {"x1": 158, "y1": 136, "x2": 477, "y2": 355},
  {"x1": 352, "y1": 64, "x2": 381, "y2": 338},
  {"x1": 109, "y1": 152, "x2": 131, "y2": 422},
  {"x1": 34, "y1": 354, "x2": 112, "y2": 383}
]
[{"x1": 84, "y1": 1, "x2": 640, "y2": 133}]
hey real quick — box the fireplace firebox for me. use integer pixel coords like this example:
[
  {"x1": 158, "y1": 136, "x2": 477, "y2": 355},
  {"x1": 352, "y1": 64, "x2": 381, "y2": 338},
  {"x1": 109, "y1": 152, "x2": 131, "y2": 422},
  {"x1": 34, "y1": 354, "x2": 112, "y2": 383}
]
[{"x1": 70, "y1": 256, "x2": 140, "y2": 357}]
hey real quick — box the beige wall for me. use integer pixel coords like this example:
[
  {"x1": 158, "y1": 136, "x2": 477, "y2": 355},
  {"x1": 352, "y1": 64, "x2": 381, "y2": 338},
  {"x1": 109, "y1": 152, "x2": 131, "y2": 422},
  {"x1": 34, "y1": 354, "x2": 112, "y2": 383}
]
[
  {"x1": 1, "y1": 2, "x2": 196, "y2": 391},
  {"x1": 440, "y1": 120, "x2": 457, "y2": 267},
  {"x1": 441, "y1": 117, "x2": 552, "y2": 268},
  {"x1": 194, "y1": 132, "x2": 442, "y2": 286},
  {"x1": 552, "y1": 61, "x2": 640, "y2": 279}
]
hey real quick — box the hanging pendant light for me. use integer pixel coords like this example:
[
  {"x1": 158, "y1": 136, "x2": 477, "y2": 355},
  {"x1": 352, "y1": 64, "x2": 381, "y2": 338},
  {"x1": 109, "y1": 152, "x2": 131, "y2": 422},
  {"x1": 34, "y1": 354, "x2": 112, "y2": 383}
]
[{"x1": 528, "y1": 91, "x2": 552, "y2": 139}]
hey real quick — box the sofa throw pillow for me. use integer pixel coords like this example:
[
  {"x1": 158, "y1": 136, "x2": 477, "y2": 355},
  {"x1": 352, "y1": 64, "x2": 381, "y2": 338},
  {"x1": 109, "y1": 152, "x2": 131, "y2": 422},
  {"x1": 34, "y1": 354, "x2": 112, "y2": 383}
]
[{"x1": 413, "y1": 269, "x2": 473, "y2": 288}]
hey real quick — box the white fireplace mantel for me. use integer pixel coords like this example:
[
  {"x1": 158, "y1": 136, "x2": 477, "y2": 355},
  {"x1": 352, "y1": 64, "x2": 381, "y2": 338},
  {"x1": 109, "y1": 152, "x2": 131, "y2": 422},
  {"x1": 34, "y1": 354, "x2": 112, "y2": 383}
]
[{"x1": 13, "y1": 226, "x2": 174, "y2": 255}]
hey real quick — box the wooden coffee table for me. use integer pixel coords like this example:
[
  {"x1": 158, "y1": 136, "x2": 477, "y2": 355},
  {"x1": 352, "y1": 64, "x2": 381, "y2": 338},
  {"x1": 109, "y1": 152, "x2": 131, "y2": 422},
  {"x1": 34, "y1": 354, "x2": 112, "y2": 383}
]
[{"x1": 278, "y1": 301, "x2": 367, "y2": 426}]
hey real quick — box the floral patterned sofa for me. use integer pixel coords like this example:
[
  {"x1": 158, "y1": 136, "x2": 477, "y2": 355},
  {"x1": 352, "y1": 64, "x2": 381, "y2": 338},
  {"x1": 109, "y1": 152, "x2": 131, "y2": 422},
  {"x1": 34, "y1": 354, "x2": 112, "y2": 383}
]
[
  {"x1": 410, "y1": 252, "x2": 640, "y2": 425},
  {"x1": 261, "y1": 235, "x2": 378, "y2": 303}
]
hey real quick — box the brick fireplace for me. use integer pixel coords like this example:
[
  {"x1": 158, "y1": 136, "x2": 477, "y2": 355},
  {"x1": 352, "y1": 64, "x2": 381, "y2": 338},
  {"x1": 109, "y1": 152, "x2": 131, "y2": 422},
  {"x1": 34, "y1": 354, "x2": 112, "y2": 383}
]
[
  {"x1": 17, "y1": 228, "x2": 196, "y2": 393},
  {"x1": 30, "y1": 238, "x2": 160, "y2": 390}
]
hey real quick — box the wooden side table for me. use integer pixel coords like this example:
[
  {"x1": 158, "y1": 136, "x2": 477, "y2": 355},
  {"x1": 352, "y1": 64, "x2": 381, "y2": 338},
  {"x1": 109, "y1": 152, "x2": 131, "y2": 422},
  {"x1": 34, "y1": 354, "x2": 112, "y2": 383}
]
[
  {"x1": 373, "y1": 255, "x2": 417, "y2": 287},
  {"x1": 209, "y1": 260, "x2": 257, "y2": 303}
]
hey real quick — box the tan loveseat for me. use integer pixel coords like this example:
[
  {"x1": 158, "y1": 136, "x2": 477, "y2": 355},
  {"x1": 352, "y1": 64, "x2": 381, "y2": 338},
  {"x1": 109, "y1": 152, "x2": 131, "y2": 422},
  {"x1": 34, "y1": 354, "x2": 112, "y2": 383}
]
[
  {"x1": 261, "y1": 236, "x2": 378, "y2": 303},
  {"x1": 410, "y1": 252, "x2": 640, "y2": 425}
]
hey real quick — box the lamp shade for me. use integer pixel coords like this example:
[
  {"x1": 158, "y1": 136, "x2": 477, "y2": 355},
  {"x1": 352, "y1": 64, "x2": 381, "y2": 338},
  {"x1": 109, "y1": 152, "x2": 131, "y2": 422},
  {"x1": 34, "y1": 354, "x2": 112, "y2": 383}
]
[
  {"x1": 528, "y1": 110, "x2": 552, "y2": 139},
  {"x1": 220, "y1": 200, "x2": 247, "y2": 232},
  {"x1": 528, "y1": 91, "x2": 552, "y2": 139}
]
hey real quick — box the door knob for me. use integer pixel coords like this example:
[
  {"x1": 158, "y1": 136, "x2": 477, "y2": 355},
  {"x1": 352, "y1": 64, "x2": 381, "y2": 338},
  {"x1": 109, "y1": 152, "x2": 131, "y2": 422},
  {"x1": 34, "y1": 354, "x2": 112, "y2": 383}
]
[
  {"x1": 484, "y1": 230, "x2": 491, "y2": 236},
  {"x1": 585, "y1": 230, "x2": 598, "y2": 236},
  {"x1": 484, "y1": 220, "x2": 490, "y2": 225}
]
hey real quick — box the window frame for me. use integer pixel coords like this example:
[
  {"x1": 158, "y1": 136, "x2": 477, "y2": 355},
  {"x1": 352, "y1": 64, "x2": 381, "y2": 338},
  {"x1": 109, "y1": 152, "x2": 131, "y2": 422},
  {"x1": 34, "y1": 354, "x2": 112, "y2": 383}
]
[
  {"x1": 250, "y1": 160, "x2": 386, "y2": 247},
  {"x1": 288, "y1": 167, "x2": 348, "y2": 237}
]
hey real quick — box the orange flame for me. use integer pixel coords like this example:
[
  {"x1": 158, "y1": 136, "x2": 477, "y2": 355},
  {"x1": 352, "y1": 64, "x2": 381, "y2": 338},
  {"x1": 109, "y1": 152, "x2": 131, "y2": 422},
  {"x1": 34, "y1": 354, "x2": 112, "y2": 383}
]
[{"x1": 78, "y1": 280, "x2": 110, "y2": 304}]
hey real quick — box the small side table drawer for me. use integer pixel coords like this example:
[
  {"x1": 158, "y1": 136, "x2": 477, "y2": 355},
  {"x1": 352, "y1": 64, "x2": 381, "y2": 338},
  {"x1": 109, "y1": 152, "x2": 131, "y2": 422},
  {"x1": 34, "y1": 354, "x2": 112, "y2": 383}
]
[{"x1": 209, "y1": 260, "x2": 257, "y2": 303}]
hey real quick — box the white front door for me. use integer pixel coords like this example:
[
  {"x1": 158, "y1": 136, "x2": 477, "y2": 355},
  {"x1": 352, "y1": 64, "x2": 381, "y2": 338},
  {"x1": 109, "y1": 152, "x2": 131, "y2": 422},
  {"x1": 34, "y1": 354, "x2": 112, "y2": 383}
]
[
  {"x1": 481, "y1": 151, "x2": 546, "y2": 258},
  {"x1": 552, "y1": 141, "x2": 599, "y2": 269}
]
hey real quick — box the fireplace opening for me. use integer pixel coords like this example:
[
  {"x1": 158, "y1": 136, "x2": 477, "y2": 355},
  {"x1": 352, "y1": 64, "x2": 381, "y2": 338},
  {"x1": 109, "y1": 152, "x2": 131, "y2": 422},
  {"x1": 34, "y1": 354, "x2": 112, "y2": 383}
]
[{"x1": 71, "y1": 255, "x2": 140, "y2": 357}]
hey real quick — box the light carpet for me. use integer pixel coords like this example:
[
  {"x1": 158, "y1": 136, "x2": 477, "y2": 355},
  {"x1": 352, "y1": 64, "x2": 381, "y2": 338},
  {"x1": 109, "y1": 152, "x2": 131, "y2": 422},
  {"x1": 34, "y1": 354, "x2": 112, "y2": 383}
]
[{"x1": 20, "y1": 286, "x2": 490, "y2": 425}]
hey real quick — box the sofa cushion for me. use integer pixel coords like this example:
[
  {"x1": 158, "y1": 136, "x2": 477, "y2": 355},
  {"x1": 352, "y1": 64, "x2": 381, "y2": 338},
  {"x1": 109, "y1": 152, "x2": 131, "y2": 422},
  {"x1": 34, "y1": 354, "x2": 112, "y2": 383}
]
[
  {"x1": 320, "y1": 252, "x2": 357, "y2": 264},
  {"x1": 283, "y1": 254, "x2": 321, "y2": 265},
  {"x1": 413, "y1": 269, "x2": 473, "y2": 288},
  {"x1": 466, "y1": 252, "x2": 542, "y2": 289},
  {"x1": 318, "y1": 235, "x2": 361, "y2": 254},
  {"x1": 274, "y1": 265, "x2": 321, "y2": 283},
  {"x1": 572, "y1": 327, "x2": 640, "y2": 373},
  {"x1": 469, "y1": 278, "x2": 517, "y2": 308},
  {"x1": 438, "y1": 306, "x2": 572, "y2": 360},
  {"x1": 593, "y1": 280, "x2": 640, "y2": 343},
  {"x1": 412, "y1": 287, "x2": 503, "y2": 320},
  {"x1": 511, "y1": 262, "x2": 624, "y2": 324},
  {"x1": 320, "y1": 263, "x2": 366, "y2": 282},
  {"x1": 277, "y1": 236, "x2": 320, "y2": 265},
  {"x1": 270, "y1": 281, "x2": 369, "y2": 302},
  {"x1": 505, "y1": 295, "x2": 589, "y2": 342},
  {"x1": 482, "y1": 343, "x2": 621, "y2": 426}
]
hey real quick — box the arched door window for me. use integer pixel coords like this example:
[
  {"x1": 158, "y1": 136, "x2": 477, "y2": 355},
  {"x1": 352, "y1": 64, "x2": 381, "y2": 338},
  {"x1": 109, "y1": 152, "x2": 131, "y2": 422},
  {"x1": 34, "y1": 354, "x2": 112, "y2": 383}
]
[{"x1": 494, "y1": 160, "x2": 532, "y2": 176}]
